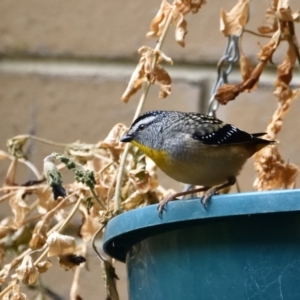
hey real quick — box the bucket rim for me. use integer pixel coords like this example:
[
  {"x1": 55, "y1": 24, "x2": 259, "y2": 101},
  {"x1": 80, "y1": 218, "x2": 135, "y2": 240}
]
[{"x1": 102, "y1": 189, "x2": 300, "y2": 262}]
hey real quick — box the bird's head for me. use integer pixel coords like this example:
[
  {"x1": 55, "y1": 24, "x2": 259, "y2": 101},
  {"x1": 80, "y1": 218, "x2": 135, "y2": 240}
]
[{"x1": 120, "y1": 110, "x2": 167, "y2": 150}]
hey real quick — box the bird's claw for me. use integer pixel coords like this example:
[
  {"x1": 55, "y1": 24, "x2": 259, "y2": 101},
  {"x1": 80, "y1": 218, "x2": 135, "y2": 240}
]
[
  {"x1": 200, "y1": 197, "x2": 209, "y2": 210},
  {"x1": 157, "y1": 202, "x2": 167, "y2": 218},
  {"x1": 157, "y1": 195, "x2": 178, "y2": 217},
  {"x1": 200, "y1": 188, "x2": 217, "y2": 209}
]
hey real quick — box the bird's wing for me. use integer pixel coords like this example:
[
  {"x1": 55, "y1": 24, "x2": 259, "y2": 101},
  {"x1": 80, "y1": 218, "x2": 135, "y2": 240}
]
[{"x1": 191, "y1": 124, "x2": 266, "y2": 146}]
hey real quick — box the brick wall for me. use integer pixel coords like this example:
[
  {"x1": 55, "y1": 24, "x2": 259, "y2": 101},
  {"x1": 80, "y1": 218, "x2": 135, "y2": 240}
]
[{"x1": 1, "y1": 1, "x2": 299, "y2": 299}]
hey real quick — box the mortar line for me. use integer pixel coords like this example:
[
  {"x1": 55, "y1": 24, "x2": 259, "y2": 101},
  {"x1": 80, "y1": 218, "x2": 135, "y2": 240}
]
[{"x1": 0, "y1": 59, "x2": 299, "y2": 87}]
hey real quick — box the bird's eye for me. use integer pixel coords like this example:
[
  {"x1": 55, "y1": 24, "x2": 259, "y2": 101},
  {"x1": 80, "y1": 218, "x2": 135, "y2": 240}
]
[{"x1": 138, "y1": 124, "x2": 146, "y2": 131}]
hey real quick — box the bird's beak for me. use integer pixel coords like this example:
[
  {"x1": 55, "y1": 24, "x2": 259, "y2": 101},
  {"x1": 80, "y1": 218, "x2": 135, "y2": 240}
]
[{"x1": 120, "y1": 133, "x2": 133, "y2": 143}]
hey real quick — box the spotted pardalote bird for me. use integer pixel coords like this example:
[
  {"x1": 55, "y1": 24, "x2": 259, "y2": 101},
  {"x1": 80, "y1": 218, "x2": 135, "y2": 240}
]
[{"x1": 120, "y1": 110, "x2": 274, "y2": 214}]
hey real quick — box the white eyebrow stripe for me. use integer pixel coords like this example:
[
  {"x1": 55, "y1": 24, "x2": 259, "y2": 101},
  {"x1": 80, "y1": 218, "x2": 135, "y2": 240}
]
[{"x1": 132, "y1": 115, "x2": 157, "y2": 131}]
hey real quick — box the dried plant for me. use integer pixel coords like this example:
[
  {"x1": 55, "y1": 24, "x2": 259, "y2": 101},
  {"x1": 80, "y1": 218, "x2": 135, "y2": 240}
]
[
  {"x1": 214, "y1": 0, "x2": 300, "y2": 189},
  {"x1": 1, "y1": 0, "x2": 299, "y2": 299}
]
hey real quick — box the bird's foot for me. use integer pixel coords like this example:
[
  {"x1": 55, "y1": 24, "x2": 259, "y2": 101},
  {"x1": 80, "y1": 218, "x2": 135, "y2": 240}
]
[
  {"x1": 200, "y1": 187, "x2": 217, "y2": 209},
  {"x1": 157, "y1": 194, "x2": 179, "y2": 217}
]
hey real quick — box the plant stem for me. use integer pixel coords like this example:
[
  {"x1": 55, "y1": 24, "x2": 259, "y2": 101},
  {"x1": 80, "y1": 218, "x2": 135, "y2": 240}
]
[
  {"x1": 243, "y1": 29, "x2": 272, "y2": 38},
  {"x1": 0, "y1": 281, "x2": 17, "y2": 298},
  {"x1": 20, "y1": 159, "x2": 43, "y2": 179},
  {"x1": 57, "y1": 196, "x2": 83, "y2": 234},
  {"x1": 107, "y1": 165, "x2": 119, "y2": 207},
  {"x1": 114, "y1": 7, "x2": 175, "y2": 211},
  {"x1": 0, "y1": 191, "x2": 16, "y2": 202},
  {"x1": 25, "y1": 135, "x2": 71, "y2": 148},
  {"x1": 90, "y1": 187, "x2": 106, "y2": 210},
  {"x1": 91, "y1": 224, "x2": 106, "y2": 261},
  {"x1": 15, "y1": 134, "x2": 96, "y2": 150}
]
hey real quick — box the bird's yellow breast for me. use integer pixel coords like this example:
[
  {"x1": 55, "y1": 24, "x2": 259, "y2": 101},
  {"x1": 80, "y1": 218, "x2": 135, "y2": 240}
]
[{"x1": 131, "y1": 140, "x2": 168, "y2": 169}]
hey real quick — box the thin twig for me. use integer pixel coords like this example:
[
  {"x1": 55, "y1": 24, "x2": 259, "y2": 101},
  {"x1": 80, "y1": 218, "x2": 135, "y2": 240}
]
[
  {"x1": 107, "y1": 165, "x2": 119, "y2": 207},
  {"x1": 99, "y1": 161, "x2": 114, "y2": 175},
  {"x1": 244, "y1": 29, "x2": 272, "y2": 38},
  {"x1": 91, "y1": 224, "x2": 107, "y2": 261},
  {"x1": 23, "y1": 198, "x2": 74, "y2": 225},
  {"x1": 0, "y1": 185, "x2": 45, "y2": 191},
  {"x1": 90, "y1": 187, "x2": 106, "y2": 210},
  {"x1": 114, "y1": 7, "x2": 175, "y2": 212},
  {"x1": 70, "y1": 251, "x2": 84, "y2": 300},
  {"x1": 22, "y1": 135, "x2": 70, "y2": 148},
  {"x1": 12, "y1": 134, "x2": 97, "y2": 152},
  {"x1": 57, "y1": 196, "x2": 82, "y2": 234},
  {"x1": 1, "y1": 149, "x2": 43, "y2": 179},
  {"x1": 20, "y1": 159, "x2": 43, "y2": 180},
  {"x1": 0, "y1": 280, "x2": 18, "y2": 298},
  {"x1": 0, "y1": 191, "x2": 17, "y2": 202}
]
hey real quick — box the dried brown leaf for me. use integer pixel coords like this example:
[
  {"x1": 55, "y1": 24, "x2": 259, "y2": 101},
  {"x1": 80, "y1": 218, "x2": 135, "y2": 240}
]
[
  {"x1": 36, "y1": 260, "x2": 52, "y2": 273},
  {"x1": 254, "y1": 146, "x2": 299, "y2": 190},
  {"x1": 122, "y1": 191, "x2": 144, "y2": 210},
  {"x1": 128, "y1": 150, "x2": 157, "y2": 194},
  {"x1": 214, "y1": 84, "x2": 241, "y2": 104},
  {"x1": 47, "y1": 232, "x2": 76, "y2": 257},
  {"x1": 277, "y1": 42, "x2": 296, "y2": 85},
  {"x1": 0, "y1": 263, "x2": 11, "y2": 284},
  {"x1": 172, "y1": 0, "x2": 206, "y2": 46},
  {"x1": 258, "y1": 2, "x2": 278, "y2": 34},
  {"x1": 79, "y1": 204, "x2": 101, "y2": 242},
  {"x1": 269, "y1": 84, "x2": 300, "y2": 136},
  {"x1": 175, "y1": 14, "x2": 188, "y2": 47},
  {"x1": 146, "y1": 0, "x2": 172, "y2": 38},
  {"x1": 292, "y1": 11, "x2": 300, "y2": 21},
  {"x1": 9, "y1": 189, "x2": 29, "y2": 229},
  {"x1": 277, "y1": 0, "x2": 300, "y2": 21},
  {"x1": 151, "y1": 65, "x2": 172, "y2": 98},
  {"x1": 121, "y1": 47, "x2": 173, "y2": 102},
  {"x1": 146, "y1": 0, "x2": 205, "y2": 47},
  {"x1": 139, "y1": 46, "x2": 173, "y2": 71},
  {"x1": 99, "y1": 172, "x2": 114, "y2": 190},
  {"x1": 220, "y1": 0, "x2": 250, "y2": 36},
  {"x1": 15, "y1": 255, "x2": 39, "y2": 285},
  {"x1": 121, "y1": 62, "x2": 146, "y2": 103},
  {"x1": 3, "y1": 284, "x2": 28, "y2": 300},
  {"x1": 240, "y1": 61, "x2": 267, "y2": 90},
  {"x1": 257, "y1": 29, "x2": 281, "y2": 62},
  {"x1": 100, "y1": 123, "x2": 128, "y2": 151},
  {"x1": 36, "y1": 187, "x2": 57, "y2": 214},
  {"x1": 254, "y1": 37, "x2": 300, "y2": 190},
  {"x1": 215, "y1": 60, "x2": 267, "y2": 104},
  {"x1": 239, "y1": 53, "x2": 257, "y2": 92},
  {"x1": 174, "y1": 0, "x2": 206, "y2": 15},
  {"x1": 267, "y1": 43, "x2": 300, "y2": 137},
  {"x1": 129, "y1": 171, "x2": 159, "y2": 194},
  {"x1": 29, "y1": 219, "x2": 49, "y2": 250}
]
